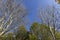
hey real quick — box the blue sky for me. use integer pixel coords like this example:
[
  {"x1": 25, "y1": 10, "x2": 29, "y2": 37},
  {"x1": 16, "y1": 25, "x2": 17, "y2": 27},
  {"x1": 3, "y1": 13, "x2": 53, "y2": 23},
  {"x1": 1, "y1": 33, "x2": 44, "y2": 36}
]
[{"x1": 21, "y1": 0, "x2": 57, "y2": 31}]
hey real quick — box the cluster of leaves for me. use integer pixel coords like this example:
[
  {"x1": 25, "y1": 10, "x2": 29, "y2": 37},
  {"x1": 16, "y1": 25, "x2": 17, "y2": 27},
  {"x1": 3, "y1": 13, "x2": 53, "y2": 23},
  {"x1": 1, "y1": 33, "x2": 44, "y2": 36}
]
[
  {"x1": 56, "y1": 0, "x2": 60, "y2": 4},
  {"x1": 0, "y1": 22, "x2": 60, "y2": 40}
]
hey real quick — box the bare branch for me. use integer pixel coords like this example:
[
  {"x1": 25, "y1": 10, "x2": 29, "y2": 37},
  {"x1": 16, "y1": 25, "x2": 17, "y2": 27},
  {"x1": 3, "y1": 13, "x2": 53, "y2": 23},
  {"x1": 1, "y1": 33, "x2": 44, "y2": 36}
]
[{"x1": 0, "y1": 0, "x2": 27, "y2": 36}]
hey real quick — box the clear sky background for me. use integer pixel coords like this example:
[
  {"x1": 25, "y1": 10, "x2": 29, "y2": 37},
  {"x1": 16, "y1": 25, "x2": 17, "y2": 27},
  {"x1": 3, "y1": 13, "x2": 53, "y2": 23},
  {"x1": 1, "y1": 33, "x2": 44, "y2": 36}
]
[{"x1": 21, "y1": 0, "x2": 57, "y2": 31}]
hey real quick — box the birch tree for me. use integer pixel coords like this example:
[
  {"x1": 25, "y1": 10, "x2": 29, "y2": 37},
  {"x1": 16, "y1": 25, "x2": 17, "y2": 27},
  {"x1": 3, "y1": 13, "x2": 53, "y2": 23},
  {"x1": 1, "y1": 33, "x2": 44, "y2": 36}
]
[
  {"x1": 0, "y1": 0, "x2": 27, "y2": 36},
  {"x1": 39, "y1": 6, "x2": 60, "y2": 40}
]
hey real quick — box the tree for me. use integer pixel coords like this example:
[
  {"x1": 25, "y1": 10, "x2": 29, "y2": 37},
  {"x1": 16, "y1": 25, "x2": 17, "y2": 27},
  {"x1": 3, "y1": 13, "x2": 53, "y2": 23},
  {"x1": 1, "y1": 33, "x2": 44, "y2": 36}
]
[
  {"x1": 40, "y1": 24, "x2": 55, "y2": 40},
  {"x1": 30, "y1": 22, "x2": 40, "y2": 35},
  {"x1": 16, "y1": 25, "x2": 27, "y2": 40},
  {"x1": 0, "y1": 0, "x2": 27, "y2": 36},
  {"x1": 55, "y1": 31, "x2": 60, "y2": 40},
  {"x1": 39, "y1": 6, "x2": 60, "y2": 40},
  {"x1": 5, "y1": 33, "x2": 15, "y2": 40},
  {"x1": 0, "y1": 22, "x2": 59, "y2": 40},
  {"x1": 29, "y1": 34, "x2": 37, "y2": 40},
  {"x1": 30, "y1": 22, "x2": 53, "y2": 40},
  {"x1": 30, "y1": 22, "x2": 40, "y2": 40}
]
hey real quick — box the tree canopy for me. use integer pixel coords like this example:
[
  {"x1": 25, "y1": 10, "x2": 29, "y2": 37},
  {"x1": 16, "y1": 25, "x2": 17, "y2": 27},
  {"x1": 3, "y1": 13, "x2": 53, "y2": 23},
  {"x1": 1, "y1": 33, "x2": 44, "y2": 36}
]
[{"x1": 0, "y1": 22, "x2": 60, "y2": 40}]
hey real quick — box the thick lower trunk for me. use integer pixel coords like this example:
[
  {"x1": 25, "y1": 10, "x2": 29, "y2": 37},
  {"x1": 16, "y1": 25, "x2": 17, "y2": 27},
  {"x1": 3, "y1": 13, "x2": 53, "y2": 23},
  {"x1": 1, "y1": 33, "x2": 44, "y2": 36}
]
[{"x1": 50, "y1": 27, "x2": 55, "y2": 40}]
